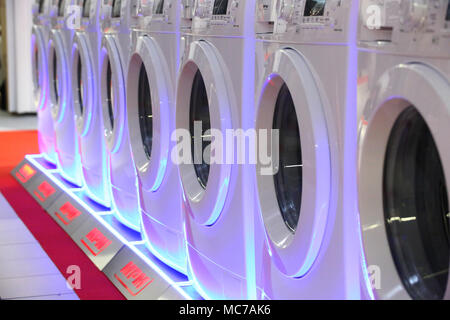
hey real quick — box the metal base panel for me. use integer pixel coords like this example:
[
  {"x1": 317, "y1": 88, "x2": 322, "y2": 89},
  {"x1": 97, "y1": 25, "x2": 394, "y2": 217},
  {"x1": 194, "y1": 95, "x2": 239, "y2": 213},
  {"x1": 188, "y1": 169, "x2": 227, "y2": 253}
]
[{"x1": 11, "y1": 154, "x2": 203, "y2": 300}]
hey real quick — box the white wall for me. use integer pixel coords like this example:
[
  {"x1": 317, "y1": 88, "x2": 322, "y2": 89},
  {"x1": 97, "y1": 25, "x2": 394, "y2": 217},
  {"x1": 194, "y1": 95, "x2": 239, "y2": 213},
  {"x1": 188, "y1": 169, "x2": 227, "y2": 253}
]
[{"x1": 6, "y1": 0, "x2": 34, "y2": 114}]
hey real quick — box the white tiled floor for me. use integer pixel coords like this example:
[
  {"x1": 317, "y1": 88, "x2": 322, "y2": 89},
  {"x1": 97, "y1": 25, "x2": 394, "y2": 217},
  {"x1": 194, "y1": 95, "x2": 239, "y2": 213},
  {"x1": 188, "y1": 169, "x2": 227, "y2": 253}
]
[
  {"x1": 0, "y1": 110, "x2": 37, "y2": 132},
  {"x1": 0, "y1": 193, "x2": 78, "y2": 300}
]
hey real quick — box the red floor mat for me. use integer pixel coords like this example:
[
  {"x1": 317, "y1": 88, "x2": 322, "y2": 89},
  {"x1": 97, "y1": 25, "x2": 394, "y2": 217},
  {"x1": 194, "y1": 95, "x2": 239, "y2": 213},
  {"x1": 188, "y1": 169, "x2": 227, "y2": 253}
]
[{"x1": 0, "y1": 130, "x2": 124, "y2": 300}]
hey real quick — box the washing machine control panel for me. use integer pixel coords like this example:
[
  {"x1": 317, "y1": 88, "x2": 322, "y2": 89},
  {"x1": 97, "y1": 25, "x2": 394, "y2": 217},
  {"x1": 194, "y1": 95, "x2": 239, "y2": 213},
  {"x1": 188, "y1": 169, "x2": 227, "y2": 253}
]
[
  {"x1": 359, "y1": 0, "x2": 450, "y2": 57},
  {"x1": 101, "y1": 0, "x2": 138, "y2": 31},
  {"x1": 191, "y1": 0, "x2": 246, "y2": 35},
  {"x1": 49, "y1": 0, "x2": 70, "y2": 27},
  {"x1": 272, "y1": 0, "x2": 354, "y2": 43},
  {"x1": 72, "y1": 0, "x2": 101, "y2": 31},
  {"x1": 33, "y1": 0, "x2": 51, "y2": 23},
  {"x1": 181, "y1": 0, "x2": 195, "y2": 31},
  {"x1": 133, "y1": 0, "x2": 178, "y2": 30},
  {"x1": 255, "y1": 0, "x2": 278, "y2": 34}
]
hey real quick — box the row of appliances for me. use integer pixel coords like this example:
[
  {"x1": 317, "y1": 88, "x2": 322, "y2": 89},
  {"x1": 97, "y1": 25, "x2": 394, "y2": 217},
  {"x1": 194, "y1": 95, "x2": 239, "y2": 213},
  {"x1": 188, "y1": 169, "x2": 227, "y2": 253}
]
[{"x1": 31, "y1": 0, "x2": 450, "y2": 300}]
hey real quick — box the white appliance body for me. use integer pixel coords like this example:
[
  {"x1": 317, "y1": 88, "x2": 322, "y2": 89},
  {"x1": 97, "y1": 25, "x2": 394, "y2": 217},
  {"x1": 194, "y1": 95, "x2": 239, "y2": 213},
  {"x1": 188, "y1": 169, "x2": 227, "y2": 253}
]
[
  {"x1": 253, "y1": 0, "x2": 362, "y2": 299},
  {"x1": 176, "y1": 0, "x2": 257, "y2": 299},
  {"x1": 357, "y1": 0, "x2": 450, "y2": 300},
  {"x1": 99, "y1": 0, "x2": 140, "y2": 229},
  {"x1": 32, "y1": 0, "x2": 57, "y2": 164},
  {"x1": 72, "y1": 0, "x2": 111, "y2": 207},
  {"x1": 48, "y1": 0, "x2": 84, "y2": 186},
  {"x1": 126, "y1": 0, "x2": 187, "y2": 270}
]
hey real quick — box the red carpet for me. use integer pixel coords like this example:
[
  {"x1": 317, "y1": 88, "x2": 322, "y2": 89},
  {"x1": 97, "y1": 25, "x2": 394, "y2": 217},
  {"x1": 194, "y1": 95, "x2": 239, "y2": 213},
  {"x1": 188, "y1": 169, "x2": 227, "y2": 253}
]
[{"x1": 0, "y1": 130, "x2": 125, "y2": 300}]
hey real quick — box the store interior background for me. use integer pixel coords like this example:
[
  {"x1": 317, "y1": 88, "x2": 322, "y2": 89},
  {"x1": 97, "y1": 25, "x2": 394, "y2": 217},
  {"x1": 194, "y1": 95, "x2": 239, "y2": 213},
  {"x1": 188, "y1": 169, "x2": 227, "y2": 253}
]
[{"x1": 0, "y1": 0, "x2": 38, "y2": 131}]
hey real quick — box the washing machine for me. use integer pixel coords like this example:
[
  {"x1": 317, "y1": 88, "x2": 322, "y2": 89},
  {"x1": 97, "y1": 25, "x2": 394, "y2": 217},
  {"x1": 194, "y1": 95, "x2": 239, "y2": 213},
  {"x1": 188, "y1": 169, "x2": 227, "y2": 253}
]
[
  {"x1": 176, "y1": 0, "x2": 256, "y2": 299},
  {"x1": 48, "y1": 0, "x2": 84, "y2": 186},
  {"x1": 70, "y1": 0, "x2": 111, "y2": 206},
  {"x1": 253, "y1": 0, "x2": 362, "y2": 299},
  {"x1": 126, "y1": 1, "x2": 186, "y2": 269},
  {"x1": 98, "y1": 0, "x2": 139, "y2": 228},
  {"x1": 357, "y1": 0, "x2": 450, "y2": 300},
  {"x1": 32, "y1": 0, "x2": 57, "y2": 164}
]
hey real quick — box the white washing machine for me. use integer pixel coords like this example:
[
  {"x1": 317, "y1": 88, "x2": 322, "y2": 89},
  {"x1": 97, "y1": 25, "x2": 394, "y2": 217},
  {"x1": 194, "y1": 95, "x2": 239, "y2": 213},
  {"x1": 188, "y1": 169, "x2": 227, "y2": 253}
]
[
  {"x1": 358, "y1": 0, "x2": 450, "y2": 300},
  {"x1": 100, "y1": 0, "x2": 140, "y2": 229},
  {"x1": 253, "y1": 0, "x2": 362, "y2": 299},
  {"x1": 71, "y1": 0, "x2": 111, "y2": 207},
  {"x1": 48, "y1": 0, "x2": 84, "y2": 186},
  {"x1": 32, "y1": 0, "x2": 57, "y2": 164},
  {"x1": 176, "y1": 0, "x2": 257, "y2": 299},
  {"x1": 126, "y1": 1, "x2": 187, "y2": 270}
]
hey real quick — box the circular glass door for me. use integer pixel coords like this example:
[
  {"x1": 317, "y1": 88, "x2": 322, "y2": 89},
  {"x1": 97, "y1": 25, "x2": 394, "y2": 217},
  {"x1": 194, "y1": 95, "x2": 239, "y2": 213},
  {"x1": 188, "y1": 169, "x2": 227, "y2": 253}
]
[
  {"x1": 75, "y1": 54, "x2": 86, "y2": 117},
  {"x1": 189, "y1": 69, "x2": 211, "y2": 190},
  {"x1": 272, "y1": 83, "x2": 303, "y2": 233},
  {"x1": 138, "y1": 62, "x2": 153, "y2": 159},
  {"x1": 106, "y1": 61, "x2": 115, "y2": 131},
  {"x1": 72, "y1": 34, "x2": 95, "y2": 136},
  {"x1": 255, "y1": 48, "x2": 331, "y2": 278},
  {"x1": 383, "y1": 106, "x2": 449, "y2": 300},
  {"x1": 176, "y1": 40, "x2": 233, "y2": 226},
  {"x1": 31, "y1": 28, "x2": 46, "y2": 109},
  {"x1": 126, "y1": 36, "x2": 172, "y2": 192},
  {"x1": 358, "y1": 63, "x2": 450, "y2": 300},
  {"x1": 101, "y1": 36, "x2": 128, "y2": 154},
  {"x1": 51, "y1": 51, "x2": 60, "y2": 106}
]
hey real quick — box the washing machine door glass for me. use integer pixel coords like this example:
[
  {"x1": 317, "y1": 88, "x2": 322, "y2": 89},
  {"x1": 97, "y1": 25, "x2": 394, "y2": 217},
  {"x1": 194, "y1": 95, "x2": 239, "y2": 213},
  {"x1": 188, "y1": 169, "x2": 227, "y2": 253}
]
[
  {"x1": 255, "y1": 48, "x2": 331, "y2": 278},
  {"x1": 272, "y1": 83, "x2": 302, "y2": 233},
  {"x1": 52, "y1": 52, "x2": 60, "y2": 105},
  {"x1": 176, "y1": 40, "x2": 233, "y2": 226},
  {"x1": 73, "y1": 34, "x2": 95, "y2": 136},
  {"x1": 138, "y1": 63, "x2": 153, "y2": 159},
  {"x1": 106, "y1": 61, "x2": 115, "y2": 130},
  {"x1": 31, "y1": 27, "x2": 46, "y2": 110},
  {"x1": 76, "y1": 55, "x2": 86, "y2": 116},
  {"x1": 358, "y1": 63, "x2": 450, "y2": 300},
  {"x1": 189, "y1": 70, "x2": 211, "y2": 189},
  {"x1": 383, "y1": 106, "x2": 449, "y2": 300},
  {"x1": 34, "y1": 45, "x2": 41, "y2": 92}
]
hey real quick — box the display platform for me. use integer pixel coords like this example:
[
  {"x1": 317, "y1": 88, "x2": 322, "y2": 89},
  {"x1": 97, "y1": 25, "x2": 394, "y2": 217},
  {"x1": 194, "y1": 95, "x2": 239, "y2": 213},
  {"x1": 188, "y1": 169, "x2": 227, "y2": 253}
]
[{"x1": 11, "y1": 154, "x2": 202, "y2": 300}]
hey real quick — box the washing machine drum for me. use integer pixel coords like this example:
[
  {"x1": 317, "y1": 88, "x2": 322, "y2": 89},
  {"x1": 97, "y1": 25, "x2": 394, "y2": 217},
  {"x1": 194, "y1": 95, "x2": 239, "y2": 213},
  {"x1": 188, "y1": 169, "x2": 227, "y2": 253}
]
[
  {"x1": 358, "y1": 63, "x2": 450, "y2": 300},
  {"x1": 255, "y1": 48, "x2": 331, "y2": 278},
  {"x1": 176, "y1": 40, "x2": 234, "y2": 227},
  {"x1": 126, "y1": 36, "x2": 172, "y2": 192},
  {"x1": 31, "y1": 26, "x2": 47, "y2": 111},
  {"x1": 73, "y1": 33, "x2": 96, "y2": 136}
]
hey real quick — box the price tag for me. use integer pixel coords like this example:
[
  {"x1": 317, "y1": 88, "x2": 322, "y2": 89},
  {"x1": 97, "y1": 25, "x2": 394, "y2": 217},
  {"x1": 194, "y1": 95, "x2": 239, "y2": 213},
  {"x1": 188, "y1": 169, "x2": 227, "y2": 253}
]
[{"x1": 103, "y1": 246, "x2": 172, "y2": 300}]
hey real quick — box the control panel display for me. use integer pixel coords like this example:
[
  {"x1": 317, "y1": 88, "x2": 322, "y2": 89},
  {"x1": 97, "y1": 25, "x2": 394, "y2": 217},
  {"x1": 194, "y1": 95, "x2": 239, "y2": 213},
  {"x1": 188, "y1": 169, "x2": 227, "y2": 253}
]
[
  {"x1": 213, "y1": 0, "x2": 228, "y2": 15},
  {"x1": 446, "y1": 2, "x2": 450, "y2": 21},
  {"x1": 38, "y1": 0, "x2": 45, "y2": 13},
  {"x1": 304, "y1": 0, "x2": 326, "y2": 17},
  {"x1": 112, "y1": 0, "x2": 121, "y2": 17},
  {"x1": 58, "y1": 0, "x2": 65, "y2": 17},
  {"x1": 82, "y1": 0, "x2": 91, "y2": 17},
  {"x1": 153, "y1": 0, "x2": 165, "y2": 14}
]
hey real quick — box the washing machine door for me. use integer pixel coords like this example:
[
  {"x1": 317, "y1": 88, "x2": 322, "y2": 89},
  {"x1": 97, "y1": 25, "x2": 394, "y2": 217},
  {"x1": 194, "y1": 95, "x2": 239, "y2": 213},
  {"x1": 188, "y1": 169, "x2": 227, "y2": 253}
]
[
  {"x1": 48, "y1": 30, "x2": 69, "y2": 123},
  {"x1": 101, "y1": 35, "x2": 126, "y2": 154},
  {"x1": 31, "y1": 26, "x2": 47, "y2": 111},
  {"x1": 176, "y1": 40, "x2": 233, "y2": 226},
  {"x1": 255, "y1": 48, "x2": 331, "y2": 278},
  {"x1": 127, "y1": 35, "x2": 172, "y2": 192},
  {"x1": 358, "y1": 63, "x2": 450, "y2": 300},
  {"x1": 72, "y1": 33, "x2": 95, "y2": 136}
]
